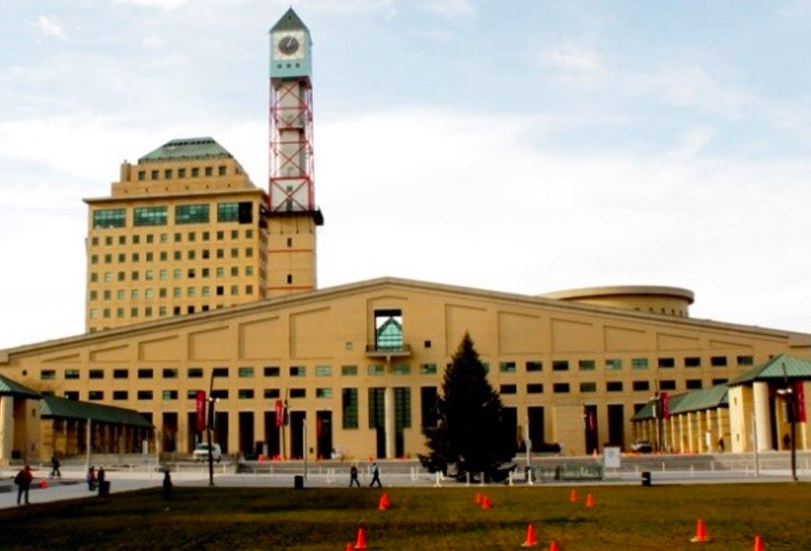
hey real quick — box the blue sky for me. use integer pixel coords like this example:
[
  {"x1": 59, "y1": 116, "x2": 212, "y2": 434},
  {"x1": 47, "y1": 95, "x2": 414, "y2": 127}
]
[{"x1": 2, "y1": 0, "x2": 811, "y2": 348}]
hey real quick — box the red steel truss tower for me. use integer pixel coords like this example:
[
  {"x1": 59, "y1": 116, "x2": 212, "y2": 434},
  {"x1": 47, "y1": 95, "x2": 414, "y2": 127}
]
[{"x1": 267, "y1": 8, "x2": 323, "y2": 297}]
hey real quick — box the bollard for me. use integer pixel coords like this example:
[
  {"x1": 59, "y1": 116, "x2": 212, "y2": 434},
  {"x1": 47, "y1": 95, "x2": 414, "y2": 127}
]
[
  {"x1": 690, "y1": 465, "x2": 694, "y2": 478},
  {"x1": 508, "y1": 471, "x2": 513, "y2": 486},
  {"x1": 661, "y1": 462, "x2": 666, "y2": 472},
  {"x1": 466, "y1": 472, "x2": 470, "y2": 487},
  {"x1": 480, "y1": 472, "x2": 485, "y2": 486},
  {"x1": 434, "y1": 471, "x2": 442, "y2": 488}
]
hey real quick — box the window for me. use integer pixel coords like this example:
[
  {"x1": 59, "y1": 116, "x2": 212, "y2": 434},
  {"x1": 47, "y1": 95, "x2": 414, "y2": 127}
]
[
  {"x1": 217, "y1": 202, "x2": 253, "y2": 223},
  {"x1": 162, "y1": 368, "x2": 178, "y2": 379},
  {"x1": 685, "y1": 357, "x2": 701, "y2": 368},
  {"x1": 133, "y1": 206, "x2": 168, "y2": 226},
  {"x1": 238, "y1": 389, "x2": 255, "y2": 399},
  {"x1": 527, "y1": 383, "x2": 543, "y2": 394},
  {"x1": 315, "y1": 365, "x2": 332, "y2": 376},
  {"x1": 374, "y1": 309, "x2": 403, "y2": 350},
  {"x1": 606, "y1": 381, "x2": 623, "y2": 392},
  {"x1": 289, "y1": 366, "x2": 306, "y2": 377},
  {"x1": 632, "y1": 358, "x2": 649, "y2": 369},
  {"x1": 41, "y1": 370, "x2": 56, "y2": 380},
  {"x1": 113, "y1": 391, "x2": 128, "y2": 400},
  {"x1": 579, "y1": 360, "x2": 596, "y2": 371},
  {"x1": 88, "y1": 391, "x2": 104, "y2": 401},
  {"x1": 289, "y1": 388, "x2": 306, "y2": 398},
  {"x1": 64, "y1": 391, "x2": 79, "y2": 400},
  {"x1": 341, "y1": 365, "x2": 358, "y2": 376},
  {"x1": 659, "y1": 380, "x2": 676, "y2": 390},
  {"x1": 605, "y1": 359, "x2": 622, "y2": 371},
  {"x1": 712, "y1": 378, "x2": 728, "y2": 386},
  {"x1": 138, "y1": 369, "x2": 153, "y2": 379},
  {"x1": 553, "y1": 383, "x2": 570, "y2": 393},
  {"x1": 137, "y1": 390, "x2": 153, "y2": 400},
  {"x1": 711, "y1": 356, "x2": 728, "y2": 367},
  {"x1": 342, "y1": 388, "x2": 358, "y2": 429},
  {"x1": 394, "y1": 387, "x2": 411, "y2": 429},
  {"x1": 500, "y1": 384, "x2": 517, "y2": 394},
  {"x1": 89, "y1": 369, "x2": 104, "y2": 379},
  {"x1": 632, "y1": 381, "x2": 650, "y2": 391},
  {"x1": 212, "y1": 367, "x2": 229, "y2": 378},
  {"x1": 264, "y1": 389, "x2": 280, "y2": 399},
  {"x1": 238, "y1": 367, "x2": 254, "y2": 378},
  {"x1": 211, "y1": 389, "x2": 229, "y2": 399},
  {"x1": 393, "y1": 364, "x2": 411, "y2": 375},
  {"x1": 367, "y1": 365, "x2": 384, "y2": 376},
  {"x1": 92, "y1": 209, "x2": 126, "y2": 228},
  {"x1": 686, "y1": 379, "x2": 703, "y2": 390},
  {"x1": 162, "y1": 390, "x2": 178, "y2": 400},
  {"x1": 65, "y1": 369, "x2": 79, "y2": 380},
  {"x1": 658, "y1": 357, "x2": 675, "y2": 369},
  {"x1": 264, "y1": 366, "x2": 280, "y2": 377},
  {"x1": 552, "y1": 360, "x2": 569, "y2": 371},
  {"x1": 499, "y1": 362, "x2": 516, "y2": 373},
  {"x1": 113, "y1": 369, "x2": 128, "y2": 379},
  {"x1": 419, "y1": 363, "x2": 437, "y2": 375},
  {"x1": 316, "y1": 388, "x2": 332, "y2": 398},
  {"x1": 525, "y1": 361, "x2": 543, "y2": 372},
  {"x1": 579, "y1": 382, "x2": 597, "y2": 393},
  {"x1": 175, "y1": 204, "x2": 210, "y2": 224},
  {"x1": 218, "y1": 165, "x2": 226, "y2": 176}
]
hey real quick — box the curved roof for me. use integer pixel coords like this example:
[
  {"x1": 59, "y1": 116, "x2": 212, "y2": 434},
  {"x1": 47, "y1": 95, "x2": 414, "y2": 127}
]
[
  {"x1": 138, "y1": 137, "x2": 233, "y2": 163},
  {"x1": 0, "y1": 374, "x2": 40, "y2": 399},
  {"x1": 632, "y1": 383, "x2": 729, "y2": 421},
  {"x1": 728, "y1": 353, "x2": 811, "y2": 386},
  {"x1": 542, "y1": 285, "x2": 695, "y2": 304},
  {"x1": 41, "y1": 395, "x2": 152, "y2": 428}
]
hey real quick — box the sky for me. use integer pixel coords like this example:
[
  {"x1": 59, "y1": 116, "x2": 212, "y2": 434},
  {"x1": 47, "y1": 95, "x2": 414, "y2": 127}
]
[{"x1": 2, "y1": 0, "x2": 811, "y2": 349}]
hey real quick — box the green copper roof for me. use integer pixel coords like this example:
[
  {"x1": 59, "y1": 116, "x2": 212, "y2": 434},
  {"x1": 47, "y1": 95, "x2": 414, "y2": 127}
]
[
  {"x1": 138, "y1": 137, "x2": 233, "y2": 163},
  {"x1": 0, "y1": 374, "x2": 40, "y2": 399},
  {"x1": 41, "y1": 395, "x2": 152, "y2": 428},
  {"x1": 632, "y1": 384, "x2": 729, "y2": 421},
  {"x1": 271, "y1": 8, "x2": 309, "y2": 33},
  {"x1": 728, "y1": 353, "x2": 811, "y2": 386}
]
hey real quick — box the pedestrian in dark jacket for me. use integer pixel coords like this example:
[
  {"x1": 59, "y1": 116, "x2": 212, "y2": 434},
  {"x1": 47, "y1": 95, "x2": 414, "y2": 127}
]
[
  {"x1": 50, "y1": 455, "x2": 61, "y2": 479},
  {"x1": 349, "y1": 464, "x2": 361, "y2": 487},
  {"x1": 369, "y1": 461, "x2": 382, "y2": 488},
  {"x1": 15, "y1": 465, "x2": 33, "y2": 505},
  {"x1": 87, "y1": 466, "x2": 96, "y2": 491}
]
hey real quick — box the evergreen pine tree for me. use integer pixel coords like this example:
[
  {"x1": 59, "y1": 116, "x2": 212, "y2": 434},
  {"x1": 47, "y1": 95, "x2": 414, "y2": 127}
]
[{"x1": 420, "y1": 332, "x2": 515, "y2": 479}]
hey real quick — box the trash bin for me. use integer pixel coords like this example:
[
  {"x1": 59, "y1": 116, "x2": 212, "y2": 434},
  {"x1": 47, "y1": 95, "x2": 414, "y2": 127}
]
[
  {"x1": 641, "y1": 471, "x2": 651, "y2": 487},
  {"x1": 294, "y1": 475, "x2": 304, "y2": 489},
  {"x1": 98, "y1": 480, "x2": 111, "y2": 496}
]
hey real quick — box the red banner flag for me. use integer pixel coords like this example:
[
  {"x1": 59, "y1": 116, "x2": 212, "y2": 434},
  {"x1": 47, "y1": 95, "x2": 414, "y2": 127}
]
[
  {"x1": 275, "y1": 399, "x2": 283, "y2": 427},
  {"x1": 660, "y1": 392, "x2": 670, "y2": 419},
  {"x1": 196, "y1": 391, "x2": 206, "y2": 431},
  {"x1": 794, "y1": 381, "x2": 806, "y2": 423}
]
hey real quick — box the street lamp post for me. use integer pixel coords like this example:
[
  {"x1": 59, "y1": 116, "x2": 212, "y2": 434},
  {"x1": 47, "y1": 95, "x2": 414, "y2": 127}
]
[{"x1": 776, "y1": 385, "x2": 798, "y2": 482}]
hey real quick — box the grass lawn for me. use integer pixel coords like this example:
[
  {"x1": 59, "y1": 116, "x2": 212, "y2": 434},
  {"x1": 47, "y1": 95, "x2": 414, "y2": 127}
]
[{"x1": 0, "y1": 483, "x2": 808, "y2": 550}]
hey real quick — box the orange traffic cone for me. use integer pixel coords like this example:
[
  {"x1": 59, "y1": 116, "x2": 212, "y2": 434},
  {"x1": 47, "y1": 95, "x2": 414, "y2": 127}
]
[
  {"x1": 521, "y1": 523, "x2": 538, "y2": 547},
  {"x1": 481, "y1": 496, "x2": 491, "y2": 510},
  {"x1": 690, "y1": 518, "x2": 711, "y2": 543},
  {"x1": 585, "y1": 493, "x2": 594, "y2": 508},
  {"x1": 354, "y1": 527, "x2": 367, "y2": 550},
  {"x1": 378, "y1": 494, "x2": 389, "y2": 511},
  {"x1": 475, "y1": 492, "x2": 482, "y2": 505},
  {"x1": 40, "y1": 479, "x2": 48, "y2": 489},
  {"x1": 345, "y1": 544, "x2": 354, "y2": 551},
  {"x1": 569, "y1": 489, "x2": 577, "y2": 503},
  {"x1": 548, "y1": 539, "x2": 559, "y2": 551},
  {"x1": 753, "y1": 535, "x2": 763, "y2": 551}
]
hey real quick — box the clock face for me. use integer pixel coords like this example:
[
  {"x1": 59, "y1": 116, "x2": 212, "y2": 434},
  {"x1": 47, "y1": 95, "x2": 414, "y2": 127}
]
[
  {"x1": 274, "y1": 31, "x2": 305, "y2": 60},
  {"x1": 279, "y1": 35, "x2": 299, "y2": 55}
]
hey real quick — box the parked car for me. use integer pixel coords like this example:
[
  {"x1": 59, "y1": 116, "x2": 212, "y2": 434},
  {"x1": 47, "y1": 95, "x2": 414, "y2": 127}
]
[
  {"x1": 192, "y1": 443, "x2": 222, "y2": 462},
  {"x1": 631, "y1": 440, "x2": 653, "y2": 453}
]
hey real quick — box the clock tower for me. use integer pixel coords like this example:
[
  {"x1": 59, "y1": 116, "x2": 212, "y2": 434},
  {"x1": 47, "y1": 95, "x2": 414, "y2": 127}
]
[{"x1": 267, "y1": 8, "x2": 323, "y2": 297}]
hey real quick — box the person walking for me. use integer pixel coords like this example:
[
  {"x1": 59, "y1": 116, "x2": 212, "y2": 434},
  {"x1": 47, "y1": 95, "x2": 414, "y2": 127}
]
[
  {"x1": 87, "y1": 465, "x2": 97, "y2": 491},
  {"x1": 97, "y1": 466, "x2": 106, "y2": 493},
  {"x1": 50, "y1": 455, "x2": 61, "y2": 479},
  {"x1": 15, "y1": 465, "x2": 33, "y2": 506},
  {"x1": 369, "y1": 461, "x2": 382, "y2": 488},
  {"x1": 349, "y1": 464, "x2": 361, "y2": 487},
  {"x1": 162, "y1": 470, "x2": 173, "y2": 500}
]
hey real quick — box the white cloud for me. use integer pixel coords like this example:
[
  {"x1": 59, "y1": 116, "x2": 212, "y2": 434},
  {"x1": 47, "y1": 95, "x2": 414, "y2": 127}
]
[
  {"x1": 417, "y1": 0, "x2": 477, "y2": 18},
  {"x1": 667, "y1": 126, "x2": 716, "y2": 158},
  {"x1": 539, "y1": 42, "x2": 605, "y2": 84},
  {"x1": 112, "y1": 0, "x2": 190, "y2": 9},
  {"x1": 36, "y1": 15, "x2": 66, "y2": 38}
]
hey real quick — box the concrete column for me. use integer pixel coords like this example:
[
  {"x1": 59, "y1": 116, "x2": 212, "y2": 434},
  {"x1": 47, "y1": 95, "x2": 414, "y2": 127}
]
[
  {"x1": 384, "y1": 386, "x2": 395, "y2": 459},
  {"x1": 0, "y1": 396, "x2": 14, "y2": 463},
  {"x1": 753, "y1": 382, "x2": 772, "y2": 451}
]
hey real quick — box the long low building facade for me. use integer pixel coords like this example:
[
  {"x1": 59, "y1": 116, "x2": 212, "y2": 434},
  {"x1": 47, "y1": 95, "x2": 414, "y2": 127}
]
[{"x1": 2, "y1": 277, "x2": 810, "y2": 462}]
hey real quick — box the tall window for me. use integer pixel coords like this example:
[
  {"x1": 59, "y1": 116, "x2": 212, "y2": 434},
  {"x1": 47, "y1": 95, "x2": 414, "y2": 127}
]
[
  {"x1": 421, "y1": 387, "x2": 438, "y2": 428},
  {"x1": 394, "y1": 387, "x2": 411, "y2": 429},
  {"x1": 368, "y1": 388, "x2": 385, "y2": 428},
  {"x1": 342, "y1": 388, "x2": 358, "y2": 429},
  {"x1": 374, "y1": 309, "x2": 403, "y2": 350},
  {"x1": 217, "y1": 201, "x2": 253, "y2": 223},
  {"x1": 92, "y1": 209, "x2": 126, "y2": 229}
]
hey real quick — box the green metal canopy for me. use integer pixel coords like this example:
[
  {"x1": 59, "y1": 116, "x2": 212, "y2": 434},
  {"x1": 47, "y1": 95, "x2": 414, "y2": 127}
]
[
  {"x1": 632, "y1": 383, "x2": 729, "y2": 422},
  {"x1": 41, "y1": 395, "x2": 152, "y2": 428},
  {"x1": 0, "y1": 374, "x2": 40, "y2": 399},
  {"x1": 138, "y1": 137, "x2": 233, "y2": 163},
  {"x1": 270, "y1": 8, "x2": 309, "y2": 33},
  {"x1": 728, "y1": 353, "x2": 811, "y2": 387}
]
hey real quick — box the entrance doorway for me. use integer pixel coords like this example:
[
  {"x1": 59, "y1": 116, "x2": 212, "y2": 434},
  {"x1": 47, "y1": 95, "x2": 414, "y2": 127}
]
[
  {"x1": 584, "y1": 405, "x2": 599, "y2": 454},
  {"x1": 316, "y1": 411, "x2": 332, "y2": 459},
  {"x1": 290, "y1": 411, "x2": 306, "y2": 459},
  {"x1": 214, "y1": 411, "x2": 228, "y2": 453},
  {"x1": 607, "y1": 404, "x2": 624, "y2": 449},
  {"x1": 528, "y1": 406, "x2": 545, "y2": 452},
  {"x1": 239, "y1": 411, "x2": 254, "y2": 456},
  {"x1": 162, "y1": 412, "x2": 178, "y2": 453},
  {"x1": 264, "y1": 412, "x2": 280, "y2": 458}
]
